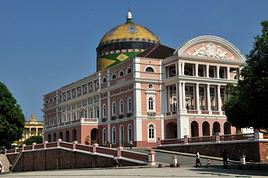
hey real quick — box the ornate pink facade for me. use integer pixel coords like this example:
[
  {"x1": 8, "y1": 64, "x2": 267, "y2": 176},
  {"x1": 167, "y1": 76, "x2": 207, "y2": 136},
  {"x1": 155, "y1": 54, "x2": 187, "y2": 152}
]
[{"x1": 43, "y1": 29, "x2": 246, "y2": 147}]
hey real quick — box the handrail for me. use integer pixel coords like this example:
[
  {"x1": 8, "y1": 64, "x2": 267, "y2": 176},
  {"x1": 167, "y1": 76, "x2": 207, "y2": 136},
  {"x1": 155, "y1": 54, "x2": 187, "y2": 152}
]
[{"x1": 10, "y1": 150, "x2": 23, "y2": 172}]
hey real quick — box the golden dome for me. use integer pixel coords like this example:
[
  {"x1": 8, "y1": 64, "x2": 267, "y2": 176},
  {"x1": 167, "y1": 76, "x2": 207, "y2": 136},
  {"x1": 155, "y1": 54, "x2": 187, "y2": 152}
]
[{"x1": 99, "y1": 11, "x2": 160, "y2": 45}]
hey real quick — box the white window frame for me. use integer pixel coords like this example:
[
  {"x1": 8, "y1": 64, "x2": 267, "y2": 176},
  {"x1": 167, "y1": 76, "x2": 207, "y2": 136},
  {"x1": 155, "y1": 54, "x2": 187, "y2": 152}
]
[
  {"x1": 102, "y1": 128, "x2": 106, "y2": 145},
  {"x1": 112, "y1": 101, "x2": 116, "y2": 116},
  {"x1": 127, "y1": 97, "x2": 132, "y2": 113},
  {"x1": 112, "y1": 127, "x2": 116, "y2": 144},
  {"x1": 102, "y1": 104, "x2": 106, "y2": 118},
  {"x1": 119, "y1": 99, "x2": 124, "y2": 114},
  {"x1": 119, "y1": 125, "x2": 124, "y2": 146},
  {"x1": 147, "y1": 95, "x2": 156, "y2": 112},
  {"x1": 128, "y1": 124, "x2": 132, "y2": 142},
  {"x1": 148, "y1": 123, "x2": 156, "y2": 142}
]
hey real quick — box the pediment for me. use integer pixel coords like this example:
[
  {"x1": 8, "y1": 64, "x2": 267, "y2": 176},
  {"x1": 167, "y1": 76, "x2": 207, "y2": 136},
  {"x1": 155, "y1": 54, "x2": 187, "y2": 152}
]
[{"x1": 175, "y1": 35, "x2": 246, "y2": 62}]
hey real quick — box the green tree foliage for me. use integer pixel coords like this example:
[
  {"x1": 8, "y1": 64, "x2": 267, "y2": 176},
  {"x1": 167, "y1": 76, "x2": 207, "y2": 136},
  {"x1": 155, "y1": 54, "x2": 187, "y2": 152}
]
[
  {"x1": 23, "y1": 136, "x2": 43, "y2": 145},
  {"x1": 0, "y1": 82, "x2": 25, "y2": 148},
  {"x1": 225, "y1": 21, "x2": 268, "y2": 131}
]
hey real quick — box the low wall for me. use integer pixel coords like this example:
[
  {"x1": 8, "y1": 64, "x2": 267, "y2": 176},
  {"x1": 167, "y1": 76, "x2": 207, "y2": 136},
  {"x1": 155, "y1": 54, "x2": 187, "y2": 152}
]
[
  {"x1": 8, "y1": 148, "x2": 141, "y2": 172},
  {"x1": 160, "y1": 140, "x2": 268, "y2": 163}
]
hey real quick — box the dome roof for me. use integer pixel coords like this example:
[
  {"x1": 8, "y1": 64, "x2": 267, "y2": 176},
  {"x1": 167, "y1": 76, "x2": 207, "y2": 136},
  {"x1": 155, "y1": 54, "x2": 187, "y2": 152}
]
[{"x1": 99, "y1": 11, "x2": 160, "y2": 46}]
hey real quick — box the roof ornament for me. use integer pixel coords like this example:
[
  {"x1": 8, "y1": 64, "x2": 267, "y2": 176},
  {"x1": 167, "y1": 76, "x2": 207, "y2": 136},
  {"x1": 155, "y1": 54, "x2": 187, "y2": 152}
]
[{"x1": 126, "y1": 9, "x2": 133, "y2": 22}]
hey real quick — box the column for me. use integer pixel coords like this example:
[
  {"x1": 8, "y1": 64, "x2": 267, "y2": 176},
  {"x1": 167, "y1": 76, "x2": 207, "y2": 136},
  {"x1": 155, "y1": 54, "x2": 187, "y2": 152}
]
[
  {"x1": 227, "y1": 67, "x2": 230, "y2": 79},
  {"x1": 167, "y1": 86, "x2": 170, "y2": 112},
  {"x1": 217, "y1": 85, "x2": 222, "y2": 113},
  {"x1": 217, "y1": 66, "x2": 220, "y2": 79},
  {"x1": 206, "y1": 84, "x2": 211, "y2": 113},
  {"x1": 182, "y1": 62, "x2": 185, "y2": 75},
  {"x1": 182, "y1": 82, "x2": 186, "y2": 111},
  {"x1": 175, "y1": 85, "x2": 178, "y2": 113},
  {"x1": 178, "y1": 82, "x2": 182, "y2": 111},
  {"x1": 206, "y1": 65, "x2": 209, "y2": 78},
  {"x1": 196, "y1": 83, "x2": 200, "y2": 113},
  {"x1": 195, "y1": 63, "x2": 198, "y2": 77}
]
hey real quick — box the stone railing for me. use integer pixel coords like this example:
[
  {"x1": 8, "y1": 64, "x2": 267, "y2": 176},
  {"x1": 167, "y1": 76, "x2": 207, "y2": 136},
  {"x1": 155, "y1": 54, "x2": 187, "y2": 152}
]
[
  {"x1": 160, "y1": 133, "x2": 260, "y2": 146},
  {"x1": 5, "y1": 139, "x2": 153, "y2": 166}
]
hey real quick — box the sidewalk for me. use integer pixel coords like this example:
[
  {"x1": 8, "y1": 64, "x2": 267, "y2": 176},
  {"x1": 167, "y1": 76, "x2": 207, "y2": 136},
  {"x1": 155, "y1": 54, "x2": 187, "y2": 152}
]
[{"x1": 0, "y1": 166, "x2": 267, "y2": 178}]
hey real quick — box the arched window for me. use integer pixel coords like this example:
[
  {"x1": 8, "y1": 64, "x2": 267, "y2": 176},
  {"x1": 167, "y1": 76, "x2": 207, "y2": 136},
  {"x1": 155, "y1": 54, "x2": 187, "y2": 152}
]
[
  {"x1": 128, "y1": 124, "x2": 132, "y2": 142},
  {"x1": 102, "y1": 128, "x2": 106, "y2": 145},
  {"x1": 112, "y1": 73, "x2": 117, "y2": 80},
  {"x1": 48, "y1": 134, "x2": 51, "y2": 142},
  {"x1": 145, "y1": 66, "x2": 155, "y2": 73},
  {"x1": 102, "y1": 77, "x2": 107, "y2": 83},
  {"x1": 202, "y1": 122, "x2": 210, "y2": 136},
  {"x1": 224, "y1": 122, "x2": 231, "y2": 135},
  {"x1": 102, "y1": 104, "x2": 106, "y2": 118},
  {"x1": 119, "y1": 70, "x2": 124, "y2": 77},
  {"x1": 148, "y1": 124, "x2": 155, "y2": 140},
  {"x1": 120, "y1": 99, "x2": 124, "y2": 114},
  {"x1": 112, "y1": 101, "x2": 116, "y2": 116},
  {"x1": 66, "y1": 130, "x2": 70, "y2": 142},
  {"x1": 120, "y1": 125, "x2": 124, "y2": 146},
  {"x1": 213, "y1": 122, "x2": 221, "y2": 135},
  {"x1": 127, "y1": 67, "x2": 132, "y2": 74},
  {"x1": 191, "y1": 121, "x2": 199, "y2": 137},
  {"x1": 59, "y1": 132, "x2": 63, "y2": 139},
  {"x1": 112, "y1": 127, "x2": 116, "y2": 144},
  {"x1": 127, "y1": 97, "x2": 132, "y2": 112},
  {"x1": 72, "y1": 129, "x2": 77, "y2": 142},
  {"x1": 148, "y1": 97, "x2": 154, "y2": 111}
]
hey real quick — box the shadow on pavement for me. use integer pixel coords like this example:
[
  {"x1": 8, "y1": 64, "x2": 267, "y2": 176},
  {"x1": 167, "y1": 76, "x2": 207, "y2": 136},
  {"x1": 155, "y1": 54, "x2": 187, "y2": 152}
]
[{"x1": 189, "y1": 166, "x2": 268, "y2": 177}]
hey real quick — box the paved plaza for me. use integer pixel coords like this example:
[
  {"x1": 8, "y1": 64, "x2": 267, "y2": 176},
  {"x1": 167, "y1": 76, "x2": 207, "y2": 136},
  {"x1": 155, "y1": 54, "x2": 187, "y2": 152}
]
[{"x1": 1, "y1": 166, "x2": 268, "y2": 178}]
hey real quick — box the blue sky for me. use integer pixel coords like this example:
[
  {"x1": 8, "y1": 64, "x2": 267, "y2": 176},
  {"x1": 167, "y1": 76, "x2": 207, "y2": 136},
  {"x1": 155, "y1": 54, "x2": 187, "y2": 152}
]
[{"x1": 0, "y1": 0, "x2": 267, "y2": 120}]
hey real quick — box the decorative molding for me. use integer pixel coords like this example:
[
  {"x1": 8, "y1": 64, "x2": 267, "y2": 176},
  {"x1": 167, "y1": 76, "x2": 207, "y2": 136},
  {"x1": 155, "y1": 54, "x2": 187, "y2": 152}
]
[
  {"x1": 174, "y1": 35, "x2": 246, "y2": 62},
  {"x1": 188, "y1": 42, "x2": 233, "y2": 60}
]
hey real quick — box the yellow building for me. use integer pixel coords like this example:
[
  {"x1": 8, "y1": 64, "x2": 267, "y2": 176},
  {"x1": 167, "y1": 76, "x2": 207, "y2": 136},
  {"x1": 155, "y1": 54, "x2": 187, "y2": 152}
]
[{"x1": 20, "y1": 114, "x2": 44, "y2": 143}]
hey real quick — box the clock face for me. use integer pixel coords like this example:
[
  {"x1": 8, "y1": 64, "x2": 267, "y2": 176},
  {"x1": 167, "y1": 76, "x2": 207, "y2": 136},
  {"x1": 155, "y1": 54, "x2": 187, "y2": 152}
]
[{"x1": 128, "y1": 25, "x2": 137, "y2": 33}]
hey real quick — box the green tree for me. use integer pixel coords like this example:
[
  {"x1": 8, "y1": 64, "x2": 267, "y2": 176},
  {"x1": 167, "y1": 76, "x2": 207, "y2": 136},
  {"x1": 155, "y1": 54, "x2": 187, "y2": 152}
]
[
  {"x1": 0, "y1": 82, "x2": 25, "y2": 148},
  {"x1": 225, "y1": 21, "x2": 268, "y2": 131},
  {"x1": 23, "y1": 136, "x2": 43, "y2": 145}
]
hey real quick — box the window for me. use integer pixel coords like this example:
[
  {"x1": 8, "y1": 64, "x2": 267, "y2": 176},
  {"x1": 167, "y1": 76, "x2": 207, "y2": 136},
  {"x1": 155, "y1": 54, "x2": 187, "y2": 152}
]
[
  {"x1": 82, "y1": 84, "x2": 88, "y2": 95},
  {"x1": 128, "y1": 124, "x2": 132, "y2": 142},
  {"x1": 127, "y1": 67, "x2": 132, "y2": 74},
  {"x1": 102, "y1": 104, "x2": 106, "y2": 118},
  {"x1": 102, "y1": 77, "x2": 107, "y2": 83},
  {"x1": 89, "y1": 108, "x2": 93, "y2": 118},
  {"x1": 119, "y1": 70, "x2": 124, "y2": 77},
  {"x1": 148, "y1": 124, "x2": 155, "y2": 139},
  {"x1": 112, "y1": 127, "x2": 116, "y2": 144},
  {"x1": 148, "y1": 97, "x2": 154, "y2": 111},
  {"x1": 120, "y1": 125, "x2": 124, "y2": 146},
  {"x1": 111, "y1": 73, "x2": 117, "y2": 80},
  {"x1": 112, "y1": 101, "x2": 116, "y2": 116},
  {"x1": 102, "y1": 128, "x2": 106, "y2": 145},
  {"x1": 145, "y1": 66, "x2": 155, "y2": 73},
  {"x1": 120, "y1": 99, "x2": 124, "y2": 114},
  {"x1": 127, "y1": 97, "x2": 132, "y2": 112}
]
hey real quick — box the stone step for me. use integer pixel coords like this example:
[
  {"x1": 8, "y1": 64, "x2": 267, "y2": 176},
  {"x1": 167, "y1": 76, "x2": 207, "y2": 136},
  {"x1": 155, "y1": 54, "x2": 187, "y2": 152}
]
[{"x1": 0, "y1": 154, "x2": 10, "y2": 173}]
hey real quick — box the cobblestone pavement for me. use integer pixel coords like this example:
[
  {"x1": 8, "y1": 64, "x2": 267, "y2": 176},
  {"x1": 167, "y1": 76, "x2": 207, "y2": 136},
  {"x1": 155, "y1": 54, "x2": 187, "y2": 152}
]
[{"x1": 1, "y1": 166, "x2": 267, "y2": 178}]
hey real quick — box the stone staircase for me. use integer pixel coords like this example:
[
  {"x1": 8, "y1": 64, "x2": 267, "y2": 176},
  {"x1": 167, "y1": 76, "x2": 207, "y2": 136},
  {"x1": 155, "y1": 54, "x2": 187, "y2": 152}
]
[{"x1": 0, "y1": 154, "x2": 10, "y2": 173}]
